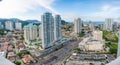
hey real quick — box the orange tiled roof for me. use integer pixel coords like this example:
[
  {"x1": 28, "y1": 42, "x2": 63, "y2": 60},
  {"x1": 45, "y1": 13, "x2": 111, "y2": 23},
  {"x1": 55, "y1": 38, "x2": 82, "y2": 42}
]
[{"x1": 22, "y1": 55, "x2": 33, "y2": 64}]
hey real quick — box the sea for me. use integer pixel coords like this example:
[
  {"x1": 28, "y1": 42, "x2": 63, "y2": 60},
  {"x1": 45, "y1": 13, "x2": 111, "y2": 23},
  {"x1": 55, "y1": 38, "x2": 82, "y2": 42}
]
[{"x1": 83, "y1": 21, "x2": 104, "y2": 25}]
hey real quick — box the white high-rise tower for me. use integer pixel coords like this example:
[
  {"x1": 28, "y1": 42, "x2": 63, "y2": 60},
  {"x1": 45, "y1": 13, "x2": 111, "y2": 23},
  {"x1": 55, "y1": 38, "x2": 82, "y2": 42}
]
[
  {"x1": 15, "y1": 22, "x2": 22, "y2": 30},
  {"x1": 41, "y1": 12, "x2": 54, "y2": 49},
  {"x1": 5, "y1": 21, "x2": 14, "y2": 31},
  {"x1": 89, "y1": 21, "x2": 94, "y2": 31},
  {"x1": 54, "y1": 15, "x2": 62, "y2": 41},
  {"x1": 74, "y1": 18, "x2": 82, "y2": 34},
  {"x1": 23, "y1": 23, "x2": 38, "y2": 42},
  {"x1": 105, "y1": 18, "x2": 113, "y2": 31}
]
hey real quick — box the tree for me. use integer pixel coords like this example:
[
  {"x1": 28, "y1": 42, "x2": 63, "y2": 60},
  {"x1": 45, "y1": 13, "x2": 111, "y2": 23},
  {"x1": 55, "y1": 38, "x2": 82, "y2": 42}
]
[
  {"x1": 89, "y1": 63, "x2": 94, "y2": 65},
  {"x1": 101, "y1": 63, "x2": 105, "y2": 65},
  {"x1": 15, "y1": 61, "x2": 21, "y2": 65},
  {"x1": 17, "y1": 52, "x2": 22, "y2": 58},
  {"x1": 76, "y1": 48, "x2": 80, "y2": 51},
  {"x1": 17, "y1": 50, "x2": 31, "y2": 58},
  {"x1": 103, "y1": 30, "x2": 118, "y2": 42},
  {"x1": 20, "y1": 35, "x2": 24, "y2": 40},
  {"x1": 109, "y1": 48, "x2": 117, "y2": 54},
  {"x1": 0, "y1": 30, "x2": 4, "y2": 35},
  {"x1": 77, "y1": 32, "x2": 84, "y2": 37}
]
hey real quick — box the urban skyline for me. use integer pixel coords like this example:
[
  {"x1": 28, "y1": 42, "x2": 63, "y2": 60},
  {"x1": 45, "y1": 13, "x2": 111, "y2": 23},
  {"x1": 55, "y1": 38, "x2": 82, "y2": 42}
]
[{"x1": 1, "y1": 0, "x2": 120, "y2": 65}]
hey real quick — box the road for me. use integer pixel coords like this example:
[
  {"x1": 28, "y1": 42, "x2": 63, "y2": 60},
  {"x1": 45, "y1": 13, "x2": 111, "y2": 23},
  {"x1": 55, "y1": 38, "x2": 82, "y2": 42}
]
[
  {"x1": 55, "y1": 40, "x2": 81, "y2": 65},
  {"x1": 31, "y1": 39, "x2": 82, "y2": 65}
]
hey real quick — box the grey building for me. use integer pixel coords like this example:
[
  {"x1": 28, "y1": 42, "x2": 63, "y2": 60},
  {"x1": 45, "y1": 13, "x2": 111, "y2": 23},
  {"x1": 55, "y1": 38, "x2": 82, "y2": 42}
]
[
  {"x1": 41, "y1": 12, "x2": 54, "y2": 49},
  {"x1": 54, "y1": 15, "x2": 62, "y2": 42}
]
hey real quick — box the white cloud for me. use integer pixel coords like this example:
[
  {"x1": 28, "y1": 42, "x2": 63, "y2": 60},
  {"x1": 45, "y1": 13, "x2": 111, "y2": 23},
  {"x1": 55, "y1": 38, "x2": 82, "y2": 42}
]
[
  {"x1": 0, "y1": 0, "x2": 58, "y2": 19},
  {"x1": 92, "y1": 5, "x2": 120, "y2": 18},
  {"x1": 102, "y1": 5, "x2": 111, "y2": 12},
  {"x1": 84, "y1": 4, "x2": 120, "y2": 21},
  {"x1": 59, "y1": 4, "x2": 120, "y2": 21},
  {"x1": 35, "y1": 0, "x2": 59, "y2": 14}
]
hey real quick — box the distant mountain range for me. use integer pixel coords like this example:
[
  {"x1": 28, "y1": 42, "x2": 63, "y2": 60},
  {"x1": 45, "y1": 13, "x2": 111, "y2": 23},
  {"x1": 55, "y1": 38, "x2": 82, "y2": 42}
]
[
  {"x1": 0, "y1": 18, "x2": 69, "y2": 27},
  {"x1": 0, "y1": 18, "x2": 40, "y2": 27},
  {"x1": 25, "y1": 20, "x2": 40, "y2": 23},
  {"x1": 0, "y1": 18, "x2": 40, "y2": 22}
]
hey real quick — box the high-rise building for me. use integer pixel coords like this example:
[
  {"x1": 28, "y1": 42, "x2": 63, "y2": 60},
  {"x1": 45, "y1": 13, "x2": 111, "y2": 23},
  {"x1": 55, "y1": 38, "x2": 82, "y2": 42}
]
[
  {"x1": 92, "y1": 30, "x2": 103, "y2": 41},
  {"x1": 41, "y1": 12, "x2": 54, "y2": 49},
  {"x1": 74, "y1": 18, "x2": 82, "y2": 34},
  {"x1": 98, "y1": 24, "x2": 104, "y2": 30},
  {"x1": 104, "y1": 18, "x2": 113, "y2": 31},
  {"x1": 0, "y1": 22, "x2": 3, "y2": 29},
  {"x1": 24, "y1": 23, "x2": 38, "y2": 42},
  {"x1": 15, "y1": 22, "x2": 22, "y2": 30},
  {"x1": 5, "y1": 21, "x2": 14, "y2": 31},
  {"x1": 89, "y1": 21, "x2": 94, "y2": 31},
  {"x1": 113, "y1": 22, "x2": 119, "y2": 31},
  {"x1": 54, "y1": 15, "x2": 62, "y2": 41},
  {"x1": 39, "y1": 25, "x2": 42, "y2": 39}
]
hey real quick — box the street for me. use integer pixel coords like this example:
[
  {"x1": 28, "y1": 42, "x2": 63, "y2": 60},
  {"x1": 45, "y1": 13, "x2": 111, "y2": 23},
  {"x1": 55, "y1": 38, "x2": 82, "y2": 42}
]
[{"x1": 31, "y1": 39, "x2": 82, "y2": 65}]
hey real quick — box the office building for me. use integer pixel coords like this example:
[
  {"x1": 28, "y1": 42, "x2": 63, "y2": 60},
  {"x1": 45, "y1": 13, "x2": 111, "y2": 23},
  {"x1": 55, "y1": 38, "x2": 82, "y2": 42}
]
[
  {"x1": 15, "y1": 22, "x2": 22, "y2": 30},
  {"x1": 54, "y1": 15, "x2": 62, "y2": 41},
  {"x1": 24, "y1": 23, "x2": 38, "y2": 42},
  {"x1": 74, "y1": 18, "x2": 82, "y2": 34},
  {"x1": 5, "y1": 21, "x2": 14, "y2": 31},
  {"x1": 41, "y1": 12, "x2": 54, "y2": 49},
  {"x1": 92, "y1": 30, "x2": 103, "y2": 41},
  {"x1": 79, "y1": 37, "x2": 105, "y2": 52},
  {"x1": 85, "y1": 40, "x2": 104, "y2": 52}
]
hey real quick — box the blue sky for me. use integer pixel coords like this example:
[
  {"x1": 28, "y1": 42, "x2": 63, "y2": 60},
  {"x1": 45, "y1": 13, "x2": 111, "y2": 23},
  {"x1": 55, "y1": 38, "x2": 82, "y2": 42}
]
[{"x1": 0, "y1": 0, "x2": 120, "y2": 21}]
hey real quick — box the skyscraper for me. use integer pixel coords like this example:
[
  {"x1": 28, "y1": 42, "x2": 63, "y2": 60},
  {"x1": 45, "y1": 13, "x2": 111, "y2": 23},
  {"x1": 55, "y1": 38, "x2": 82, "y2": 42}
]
[
  {"x1": 41, "y1": 12, "x2": 54, "y2": 49},
  {"x1": 113, "y1": 22, "x2": 119, "y2": 31},
  {"x1": 54, "y1": 15, "x2": 62, "y2": 41},
  {"x1": 15, "y1": 22, "x2": 22, "y2": 30},
  {"x1": 74, "y1": 18, "x2": 82, "y2": 34},
  {"x1": 105, "y1": 18, "x2": 113, "y2": 31},
  {"x1": 89, "y1": 21, "x2": 94, "y2": 31},
  {"x1": 39, "y1": 25, "x2": 42, "y2": 39},
  {"x1": 5, "y1": 21, "x2": 14, "y2": 31},
  {"x1": 0, "y1": 22, "x2": 3, "y2": 29},
  {"x1": 24, "y1": 23, "x2": 38, "y2": 42}
]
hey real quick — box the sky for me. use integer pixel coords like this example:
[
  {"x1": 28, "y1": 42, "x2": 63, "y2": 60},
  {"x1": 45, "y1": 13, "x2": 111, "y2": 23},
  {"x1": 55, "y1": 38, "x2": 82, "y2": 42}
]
[{"x1": 0, "y1": 0, "x2": 120, "y2": 22}]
